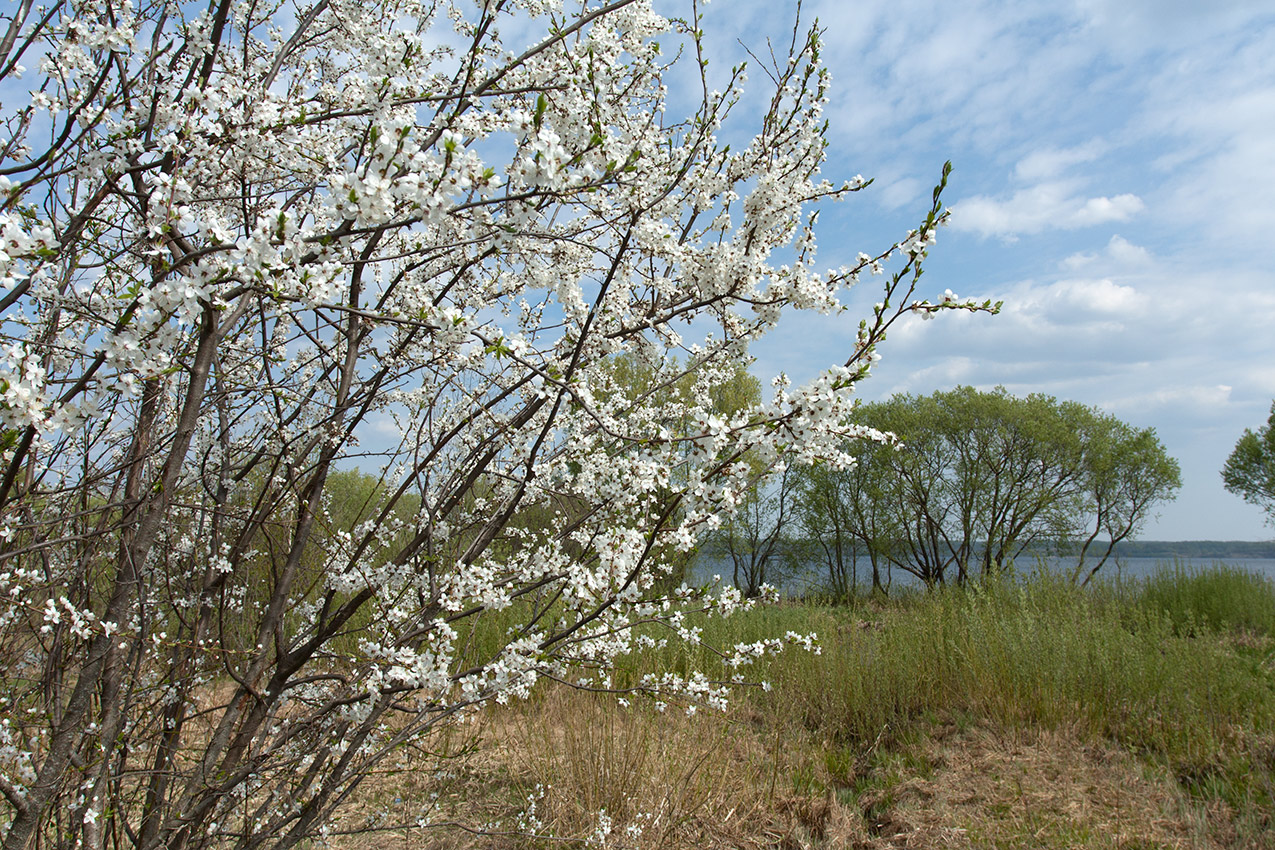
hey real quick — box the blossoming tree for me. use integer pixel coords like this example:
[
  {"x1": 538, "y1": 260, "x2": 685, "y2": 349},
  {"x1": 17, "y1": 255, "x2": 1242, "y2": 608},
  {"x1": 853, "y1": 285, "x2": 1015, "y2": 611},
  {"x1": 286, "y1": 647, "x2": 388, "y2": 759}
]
[{"x1": 0, "y1": 0, "x2": 994, "y2": 845}]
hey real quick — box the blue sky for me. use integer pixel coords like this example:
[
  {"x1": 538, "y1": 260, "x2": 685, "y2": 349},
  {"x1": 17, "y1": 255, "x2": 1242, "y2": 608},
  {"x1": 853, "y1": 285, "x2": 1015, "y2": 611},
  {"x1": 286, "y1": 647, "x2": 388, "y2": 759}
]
[
  {"x1": 680, "y1": 0, "x2": 1275, "y2": 541},
  {"x1": 6, "y1": 0, "x2": 1270, "y2": 539}
]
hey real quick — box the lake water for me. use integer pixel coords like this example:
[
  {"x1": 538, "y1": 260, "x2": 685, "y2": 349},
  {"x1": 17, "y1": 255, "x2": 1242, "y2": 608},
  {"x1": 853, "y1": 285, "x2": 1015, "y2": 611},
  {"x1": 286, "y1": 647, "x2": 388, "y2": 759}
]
[{"x1": 691, "y1": 554, "x2": 1275, "y2": 595}]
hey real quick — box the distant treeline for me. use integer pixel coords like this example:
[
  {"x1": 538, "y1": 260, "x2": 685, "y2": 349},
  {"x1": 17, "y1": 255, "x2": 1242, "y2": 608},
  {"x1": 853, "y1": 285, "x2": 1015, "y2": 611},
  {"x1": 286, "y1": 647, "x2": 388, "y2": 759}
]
[
  {"x1": 698, "y1": 538, "x2": 1275, "y2": 563},
  {"x1": 1029, "y1": 540, "x2": 1275, "y2": 560}
]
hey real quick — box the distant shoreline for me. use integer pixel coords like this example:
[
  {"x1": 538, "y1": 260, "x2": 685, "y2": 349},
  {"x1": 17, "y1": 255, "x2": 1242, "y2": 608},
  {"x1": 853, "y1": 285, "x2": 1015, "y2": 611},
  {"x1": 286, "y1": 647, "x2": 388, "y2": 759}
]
[
  {"x1": 698, "y1": 539, "x2": 1275, "y2": 560},
  {"x1": 1050, "y1": 540, "x2": 1275, "y2": 559}
]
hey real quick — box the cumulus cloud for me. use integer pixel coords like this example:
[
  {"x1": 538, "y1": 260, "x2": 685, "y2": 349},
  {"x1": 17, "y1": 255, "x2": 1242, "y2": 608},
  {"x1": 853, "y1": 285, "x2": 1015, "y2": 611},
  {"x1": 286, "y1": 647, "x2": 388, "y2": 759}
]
[
  {"x1": 1070, "y1": 195, "x2": 1146, "y2": 226},
  {"x1": 1043, "y1": 277, "x2": 1142, "y2": 314},
  {"x1": 1104, "y1": 235, "x2": 1153, "y2": 266},
  {"x1": 1063, "y1": 235, "x2": 1153, "y2": 270},
  {"x1": 951, "y1": 182, "x2": 1145, "y2": 239}
]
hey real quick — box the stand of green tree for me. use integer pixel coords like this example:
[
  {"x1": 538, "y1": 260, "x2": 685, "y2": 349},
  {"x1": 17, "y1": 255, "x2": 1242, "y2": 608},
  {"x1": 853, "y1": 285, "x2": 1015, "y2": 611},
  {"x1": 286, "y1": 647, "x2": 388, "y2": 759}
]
[{"x1": 717, "y1": 386, "x2": 1182, "y2": 595}]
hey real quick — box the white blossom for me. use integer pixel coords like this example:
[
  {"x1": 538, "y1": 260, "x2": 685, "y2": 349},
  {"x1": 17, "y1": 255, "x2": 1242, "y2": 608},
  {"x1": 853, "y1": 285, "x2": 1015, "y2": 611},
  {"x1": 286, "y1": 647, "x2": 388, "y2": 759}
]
[{"x1": 0, "y1": 0, "x2": 995, "y2": 845}]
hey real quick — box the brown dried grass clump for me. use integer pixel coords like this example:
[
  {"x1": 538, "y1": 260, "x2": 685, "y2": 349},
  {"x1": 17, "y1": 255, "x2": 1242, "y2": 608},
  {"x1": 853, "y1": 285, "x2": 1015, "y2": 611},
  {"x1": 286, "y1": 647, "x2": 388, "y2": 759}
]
[
  {"x1": 496, "y1": 685, "x2": 780, "y2": 849},
  {"x1": 848, "y1": 720, "x2": 1220, "y2": 850}
]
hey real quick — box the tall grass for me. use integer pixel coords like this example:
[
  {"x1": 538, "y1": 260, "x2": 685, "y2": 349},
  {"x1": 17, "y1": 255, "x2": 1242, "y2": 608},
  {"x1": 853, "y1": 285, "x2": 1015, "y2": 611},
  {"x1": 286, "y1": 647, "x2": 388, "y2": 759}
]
[
  {"x1": 782, "y1": 572, "x2": 1271, "y2": 750},
  {"x1": 457, "y1": 565, "x2": 1275, "y2": 768},
  {"x1": 1124, "y1": 560, "x2": 1275, "y2": 636},
  {"x1": 402, "y1": 564, "x2": 1275, "y2": 847},
  {"x1": 617, "y1": 565, "x2": 1275, "y2": 825}
]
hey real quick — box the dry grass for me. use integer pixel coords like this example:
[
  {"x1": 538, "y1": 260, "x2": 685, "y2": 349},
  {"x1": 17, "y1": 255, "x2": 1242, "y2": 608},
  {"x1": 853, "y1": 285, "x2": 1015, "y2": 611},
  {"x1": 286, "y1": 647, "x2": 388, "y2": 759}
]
[
  {"x1": 317, "y1": 687, "x2": 784, "y2": 850},
  {"x1": 850, "y1": 720, "x2": 1222, "y2": 850},
  {"x1": 317, "y1": 693, "x2": 1258, "y2": 850},
  {"x1": 499, "y1": 687, "x2": 779, "y2": 849}
]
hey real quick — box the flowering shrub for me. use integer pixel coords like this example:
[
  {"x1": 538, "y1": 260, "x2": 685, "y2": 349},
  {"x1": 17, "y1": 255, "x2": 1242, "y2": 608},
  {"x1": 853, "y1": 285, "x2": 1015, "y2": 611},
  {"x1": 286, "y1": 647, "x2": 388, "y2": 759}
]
[{"x1": 0, "y1": 0, "x2": 995, "y2": 846}]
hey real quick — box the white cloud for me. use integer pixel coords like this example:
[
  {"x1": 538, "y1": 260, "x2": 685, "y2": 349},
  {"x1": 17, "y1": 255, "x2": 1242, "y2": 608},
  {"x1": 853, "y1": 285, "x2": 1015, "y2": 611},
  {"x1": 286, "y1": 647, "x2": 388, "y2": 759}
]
[
  {"x1": 882, "y1": 356, "x2": 977, "y2": 395},
  {"x1": 877, "y1": 176, "x2": 924, "y2": 210},
  {"x1": 1104, "y1": 235, "x2": 1152, "y2": 267},
  {"x1": 1136, "y1": 38, "x2": 1275, "y2": 253},
  {"x1": 1062, "y1": 235, "x2": 1152, "y2": 270},
  {"x1": 798, "y1": 0, "x2": 1108, "y2": 159},
  {"x1": 366, "y1": 415, "x2": 403, "y2": 437},
  {"x1": 1071, "y1": 0, "x2": 1272, "y2": 53},
  {"x1": 1103, "y1": 384, "x2": 1234, "y2": 419},
  {"x1": 951, "y1": 182, "x2": 1144, "y2": 239},
  {"x1": 1070, "y1": 195, "x2": 1145, "y2": 227},
  {"x1": 1061, "y1": 251, "x2": 1097, "y2": 270},
  {"x1": 1014, "y1": 141, "x2": 1106, "y2": 181},
  {"x1": 727, "y1": 0, "x2": 1275, "y2": 538},
  {"x1": 1045, "y1": 277, "x2": 1142, "y2": 314}
]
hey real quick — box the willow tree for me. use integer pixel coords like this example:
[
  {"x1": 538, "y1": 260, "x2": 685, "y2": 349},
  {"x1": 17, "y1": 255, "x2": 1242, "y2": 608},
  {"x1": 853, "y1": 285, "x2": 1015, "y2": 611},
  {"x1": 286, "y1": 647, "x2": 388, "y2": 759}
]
[
  {"x1": 0, "y1": 0, "x2": 991, "y2": 845},
  {"x1": 792, "y1": 388, "x2": 1180, "y2": 588}
]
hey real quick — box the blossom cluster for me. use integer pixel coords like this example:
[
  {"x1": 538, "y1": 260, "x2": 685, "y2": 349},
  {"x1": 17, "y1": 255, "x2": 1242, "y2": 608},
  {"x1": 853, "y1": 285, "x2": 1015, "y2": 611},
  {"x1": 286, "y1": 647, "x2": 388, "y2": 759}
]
[{"x1": 0, "y1": 0, "x2": 995, "y2": 846}]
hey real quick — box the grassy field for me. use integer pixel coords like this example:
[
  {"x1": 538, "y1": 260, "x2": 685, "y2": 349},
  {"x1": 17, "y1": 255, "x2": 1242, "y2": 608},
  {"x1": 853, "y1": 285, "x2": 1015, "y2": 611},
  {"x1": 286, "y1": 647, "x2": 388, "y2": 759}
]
[{"x1": 328, "y1": 564, "x2": 1275, "y2": 849}]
